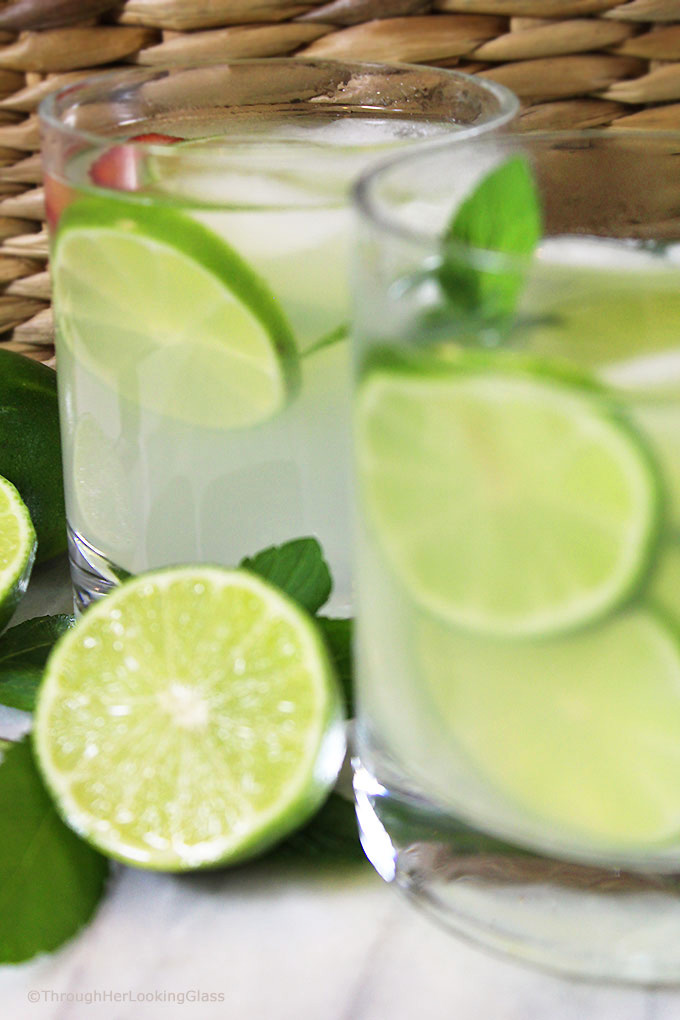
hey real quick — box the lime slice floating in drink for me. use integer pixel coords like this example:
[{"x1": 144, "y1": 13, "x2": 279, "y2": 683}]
[
  {"x1": 419, "y1": 606, "x2": 680, "y2": 853},
  {"x1": 0, "y1": 475, "x2": 36, "y2": 631},
  {"x1": 51, "y1": 197, "x2": 299, "y2": 429},
  {"x1": 356, "y1": 356, "x2": 661, "y2": 637},
  {"x1": 33, "y1": 566, "x2": 345, "y2": 871}
]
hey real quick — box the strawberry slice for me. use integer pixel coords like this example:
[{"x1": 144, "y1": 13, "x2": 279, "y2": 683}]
[
  {"x1": 44, "y1": 173, "x2": 77, "y2": 232},
  {"x1": 90, "y1": 132, "x2": 182, "y2": 192}
]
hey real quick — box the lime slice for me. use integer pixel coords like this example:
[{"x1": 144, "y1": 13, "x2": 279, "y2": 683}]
[
  {"x1": 356, "y1": 357, "x2": 660, "y2": 637},
  {"x1": 52, "y1": 197, "x2": 299, "y2": 429},
  {"x1": 33, "y1": 566, "x2": 345, "y2": 871},
  {"x1": 522, "y1": 247, "x2": 680, "y2": 375},
  {"x1": 419, "y1": 606, "x2": 680, "y2": 854},
  {"x1": 0, "y1": 475, "x2": 36, "y2": 631}
]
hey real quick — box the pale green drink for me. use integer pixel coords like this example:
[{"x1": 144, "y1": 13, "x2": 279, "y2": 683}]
[
  {"x1": 40, "y1": 61, "x2": 517, "y2": 610},
  {"x1": 352, "y1": 131, "x2": 680, "y2": 983}
]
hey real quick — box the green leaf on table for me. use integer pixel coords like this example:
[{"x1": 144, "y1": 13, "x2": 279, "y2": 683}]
[
  {"x1": 241, "y1": 537, "x2": 332, "y2": 614},
  {"x1": 0, "y1": 614, "x2": 75, "y2": 712},
  {"x1": 0, "y1": 738, "x2": 109, "y2": 963},
  {"x1": 276, "y1": 792, "x2": 364, "y2": 863},
  {"x1": 439, "y1": 155, "x2": 542, "y2": 330},
  {"x1": 317, "y1": 615, "x2": 353, "y2": 715}
]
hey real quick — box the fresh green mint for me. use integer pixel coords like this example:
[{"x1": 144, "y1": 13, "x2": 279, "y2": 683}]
[
  {"x1": 0, "y1": 536, "x2": 361, "y2": 965},
  {"x1": 317, "y1": 616, "x2": 353, "y2": 716},
  {"x1": 241, "y1": 537, "x2": 332, "y2": 615},
  {"x1": 277, "y1": 791, "x2": 363, "y2": 862},
  {"x1": 0, "y1": 738, "x2": 109, "y2": 963},
  {"x1": 439, "y1": 155, "x2": 542, "y2": 332},
  {"x1": 0, "y1": 614, "x2": 74, "y2": 712}
]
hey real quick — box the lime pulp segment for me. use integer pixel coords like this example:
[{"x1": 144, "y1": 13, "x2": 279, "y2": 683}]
[
  {"x1": 0, "y1": 474, "x2": 36, "y2": 631},
  {"x1": 33, "y1": 567, "x2": 345, "y2": 871},
  {"x1": 52, "y1": 197, "x2": 299, "y2": 429},
  {"x1": 357, "y1": 359, "x2": 661, "y2": 637},
  {"x1": 420, "y1": 606, "x2": 680, "y2": 853}
]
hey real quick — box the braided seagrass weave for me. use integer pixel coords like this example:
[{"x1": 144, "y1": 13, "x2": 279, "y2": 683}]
[{"x1": 0, "y1": 0, "x2": 678, "y2": 362}]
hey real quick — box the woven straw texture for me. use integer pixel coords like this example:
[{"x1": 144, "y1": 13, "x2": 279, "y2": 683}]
[{"x1": 1, "y1": 0, "x2": 679, "y2": 363}]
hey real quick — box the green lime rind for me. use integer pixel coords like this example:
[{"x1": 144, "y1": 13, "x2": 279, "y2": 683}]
[
  {"x1": 419, "y1": 604, "x2": 680, "y2": 856},
  {"x1": 357, "y1": 352, "x2": 663, "y2": 639},
  {"x1": 646, "y1": 539, "x2": 680, "y2": 624},
  {"x1": 33, "y1": 566, "x2": 345, "y2": 872},
  {"x1": 0, "y1": 349, "x2": 65, "y2": 563},
  {"x1": 53, "y1": 195, "x2": 300, "y2": 429},
  {"x1": 362, "y1": 342, "x2": 605, "y2": 393},
  {"x1": 0, "y1": 475, "x2": 36, "y2": 633}
]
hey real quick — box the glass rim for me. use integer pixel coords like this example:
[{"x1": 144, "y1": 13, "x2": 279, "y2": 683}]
[
  {"x1": 353, "y1": 127, "x2": 680, "y2": 266},
  {"x1": 38, "y1": 57, "x2": 520, "y2": 160}
]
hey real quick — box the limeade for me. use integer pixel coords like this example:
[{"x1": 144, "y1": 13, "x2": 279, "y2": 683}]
[
  {"x1": 51, "y1": 113, "x2": 456, "y2": 609},
  {"x1": 355, "y1": 236, "x2": 680, "y2": 868}
]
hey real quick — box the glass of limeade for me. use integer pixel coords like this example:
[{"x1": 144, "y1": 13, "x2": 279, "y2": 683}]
[
  {"x1": 38, "y1": 59, "x2": 518, "y2": 613},
  {"x1": 351, "y1": 130, "x2": 680, "y2": 983}
]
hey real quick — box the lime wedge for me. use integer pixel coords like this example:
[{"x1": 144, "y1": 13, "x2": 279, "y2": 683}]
[
  {"x1": 420, "y1": 606, "x2": 680, "y2": 853},
  {"x1": 356, "y1": 357, "x2": 660, "y2": 637},
  {"x1": 0, "y1": 475, "x2": 36, "y2": 631},
  {"x1": 52, "y1": 197, "x2": 299, "y2": 429},
  {"x1": 33, "y1": 567, "x2": 345, "y2": 871}
]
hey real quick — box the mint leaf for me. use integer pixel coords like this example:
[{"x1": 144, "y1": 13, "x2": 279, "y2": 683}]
[
  {"x1": 0, "y1": 615, "x2": 75, "y2": 712},
  {"x1": 317, "y1": 616, "x2": 353, "y2": 715},
  {"x1": 439, "y1": 155, "x2": 542, "y2": 329},
  {"x1": 0, "y1": 738, "x2": 109, "y2": 962},
  {"x1": 241, "y1": 537, "x2": 331, "y2": 614},
  {"x1": 276, "y1": 793, "x2": 364, "y2": 862}
]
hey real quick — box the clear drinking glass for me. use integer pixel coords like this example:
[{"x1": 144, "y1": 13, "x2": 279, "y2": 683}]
[
  {"x1": 38, "y1": 59, "x2": 517, "y2": 613},
  {"x1": 351, "y1": 130, "x2": 680, "y2": 983}
]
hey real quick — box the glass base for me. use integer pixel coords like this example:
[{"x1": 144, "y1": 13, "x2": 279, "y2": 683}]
[
  {"x1": 354, "y1": 760, "x2": 680, "y2": 985},
  {"x1": 67, "y1": 525, "x2": 130, "y2": 613}
]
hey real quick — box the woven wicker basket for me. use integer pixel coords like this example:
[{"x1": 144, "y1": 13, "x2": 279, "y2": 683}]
[{"x1": 1, "y1": 0, "x2": 679, "y2": 364}]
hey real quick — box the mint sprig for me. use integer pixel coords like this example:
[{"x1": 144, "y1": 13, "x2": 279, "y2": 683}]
[
  {"x1": 316, "y1": 616, "x2": 353, "y2": 716},
  {"x1": 241, "y1": 537, "x2": 331, "y2": 615},
  {"x1": 0, "y1": 738, "x2": 109, "y2": 963},
  {"x1": 0, "y1": 537, "x2": 360, "y2": 964},
  {"x1": 0, "y1": 614, "x2": 75, "y2": 712},
  {"x1": 438, "y1": 155, "x2": 542, "y2": 332}
]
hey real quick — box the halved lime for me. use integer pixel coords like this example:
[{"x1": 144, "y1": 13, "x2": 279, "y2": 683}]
[
  {"x1": 0, "y1": 475, "x2": 36, "y2": 631},
  {"x1": 0, "y1": 349, "x2": 65, "y2": 563},
  {"x1": 420, "y1": 606, "x2": 680, "y2": 853},
  {"x1": 33, "y1": 566, "x2": 345, "y2": 871},
  {"x1": 52, "y1": 197, "x2": 299, "y2": 429},
  {"x1": 356, "y1": 357, "x2": 660, "y2": 637}
]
